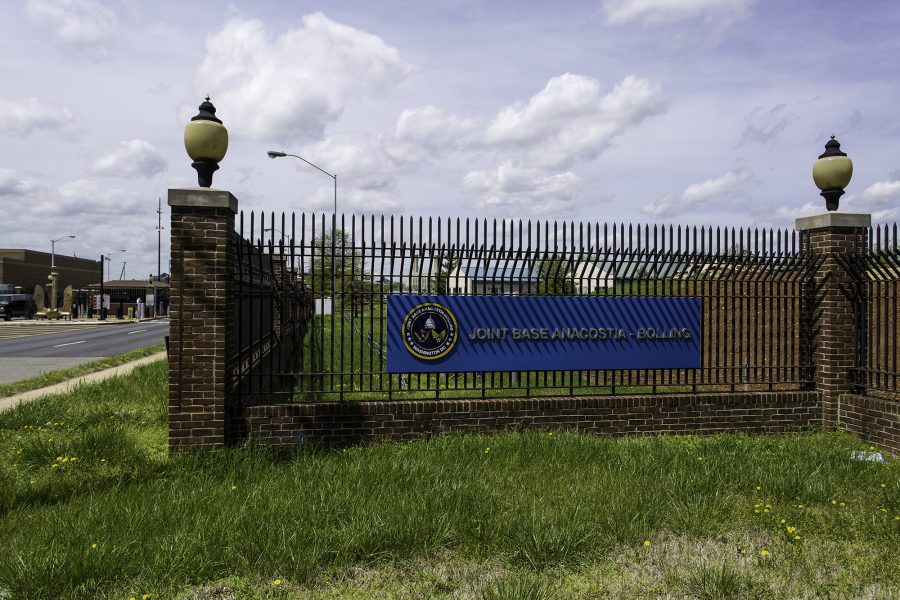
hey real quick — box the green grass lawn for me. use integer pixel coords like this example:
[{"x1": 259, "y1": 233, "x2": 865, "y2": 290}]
[
  {"x1": 0, "y1": 342, "x2": 166, "y2": 398},
  {"x1": 0, "y1": 360, "x2": 898, "y2": 599}
]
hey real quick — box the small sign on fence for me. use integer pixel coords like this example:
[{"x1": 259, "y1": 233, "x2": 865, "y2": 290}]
[{"x1": 387, "y1": 295, "x2": 702, "y2": 373}]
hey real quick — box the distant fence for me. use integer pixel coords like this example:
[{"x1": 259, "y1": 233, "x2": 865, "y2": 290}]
[{"x1": 167, "y1": 188, "x2": 898, "y2": 453}]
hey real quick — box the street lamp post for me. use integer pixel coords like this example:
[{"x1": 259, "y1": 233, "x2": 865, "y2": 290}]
[
  {"x1": 267, "y1": 151, "x2": 337, "y2": 217},
  {"x1": 156, "y1": 197, "x2": 164, "y2": 317},
  {"x1": 50, "y1": 235, "x2": 75, "y2": 269},
  {"x1": 49, "y1": 235, "x2": 75, "y2": 314},
  {"x1": 101, "y1": 250, "x2": 125, "y2": 319},
  {"x1": 267, "y1": 150, "x2": 338, "y2": 306}
]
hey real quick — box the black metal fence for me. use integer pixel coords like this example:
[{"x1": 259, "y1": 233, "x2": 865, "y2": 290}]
[
  {"x1": 228, "y1": 212, "x2": 831, "y2": 403},
  {"x1": 849, "y1": 224, "x2": 899, "y2": 398},
  {"x1": 230, "y1": 213, "x2": 313, "y2": 403}
]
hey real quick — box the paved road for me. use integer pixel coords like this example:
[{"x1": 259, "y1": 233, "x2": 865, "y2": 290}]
[{"x1": 0, "y1": 320, "x2": 169, "y2": 385}]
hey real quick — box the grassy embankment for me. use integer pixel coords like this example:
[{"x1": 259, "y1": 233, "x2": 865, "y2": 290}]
[
  {"x1": 0, "y1": 358, "x2": 898, "y2": 599},
  {"x1": 0, "y1": 342, "x2": 166, "y2": 398}
]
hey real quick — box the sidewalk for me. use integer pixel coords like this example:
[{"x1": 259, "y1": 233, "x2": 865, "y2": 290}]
[{"x1": 0, "y1": 351, "x2": 167, "y2": 412}]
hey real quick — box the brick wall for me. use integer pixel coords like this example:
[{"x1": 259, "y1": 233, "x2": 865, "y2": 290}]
[
  {"x1": 245, "y1": 391, "x2": 821, "y2": 448},
  {"x1": 798, "y1": 214, "x2": 870, "y2": 430},
  {"x1": 168, "y1": 189, "x2": 238, "y2": 449},
  {"x1": 839, "y1": 393, "x2": 900, "y2": 455}
]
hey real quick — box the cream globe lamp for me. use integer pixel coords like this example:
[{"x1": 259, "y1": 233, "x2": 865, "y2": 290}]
[{"x1": 184, "y1": 97, "x2": 228, "y2": 187}]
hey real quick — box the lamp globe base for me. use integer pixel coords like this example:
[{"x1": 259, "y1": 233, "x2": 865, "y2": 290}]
[
  {"x1": 820, "y1": 188, "x2": 844, "y2": 212},
  {"x1": 192, "y1": 159, "x2": 220, "y2": 188}
]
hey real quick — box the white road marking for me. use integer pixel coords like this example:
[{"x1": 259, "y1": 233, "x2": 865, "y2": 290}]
[
  {"x1": 53, "y1": 340, "x2": 86, "y2": 348},
  {"x1": 128, "y1": 330, "x2": 147, "y2": 335}
]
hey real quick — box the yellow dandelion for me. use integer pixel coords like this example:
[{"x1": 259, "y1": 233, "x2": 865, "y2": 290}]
[
  {"x1": 754, "y1": 503, "x2": 761, "y2": 509},
  {"x1": 697, "y1": 457, "x2": 703, "y2": 461},
  {"x1": 764, "y1": 509, "x2": 769, "y2": 513},
  {"x1": 881, "y1": 483, "x2": 886, "y2": 488},
  {"x1": 881, "y1": 508, "x2": 888, "y2": 513},
  {"x1": 91, "y1": 543, "x2": 97, "y2": 549},
  {"x1": 765, "y1": 504, "x2": 771, "y2": 509},
  {"x1": 839, "y1": 502, "x2": 845, "y2": 507},
  {"x1": 894, "y1": 516, "x2": 899, "y2": 521},
  {"x1": 231, "y1": 485, "x2": 237, "y2": 491},
  {"x1": 786, "y1": 526, "x2": 796, "y2": 534},
  {"x1": 831, "y1": 500, "x2": 837, "y2": 505},
  {"x1": 760, "y1": 549, "x2": 770, "y2": 557},
  {"x1": 794, "y1": 535, "x2": 801, "y2": 541},
  {"x1": 50, "y1": 464, "x2": 59, "y2": 469},
  {"x1": 754, "y1": 509, "x2": 761, "y2": 514},
  {"x1": 643, "y1": 540, "x2": 651, "y2": 547},
  {"x1": 780, "y1": 519, "x2": 786, "y2": 524},
  {"x1": 869, "y1": 446, "x2": 876, "y2": 451},
  {"x1": 273, "y1": 579, "x2": 282, "y2": 586},
  {"x1": 797, "y1": 504, "x2": 805, "y2": 509},
  {"x1": 548, "y1": 432, "x2": 553, "y2": 437},
  {"x1": 756, "y1": 486, "x2": 761, "y2": 491},
  {"x1": 142, "y1": 595, "x2": 151, "y2": 600}
]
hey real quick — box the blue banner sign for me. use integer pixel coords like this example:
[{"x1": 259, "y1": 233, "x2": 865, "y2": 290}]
[{"x1": 387, "y1": 295, "x2": 701, "y2": 373}]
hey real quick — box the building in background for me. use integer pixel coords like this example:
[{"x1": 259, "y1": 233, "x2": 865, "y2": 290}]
[{"x1": 0, "y1": 249, "x2": 101, "y2": 294}]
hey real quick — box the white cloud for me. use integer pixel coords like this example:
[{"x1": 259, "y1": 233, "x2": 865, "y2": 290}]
[
  {"x1": 24, "y1": 0, "x2": 117, "y2": 54},
  {"x1": 844, "y1": 180, "x2": 900, "y2": 211},
  {"x1": 90, "y1": 139, "x2": 167, "y2": 178},
  {"x1": 463, "y1": 162, "x2": 580, "y2": 217},
  {"x1": 462, "y1": 73, "x2": 665, "y2": 215},
  {"x1": 394, "y1": 105, "x2": 480, "y2": 152},
  {"x1": 762, "y1": 181, "x2": 900, "y2": 226},
  {"x1": 269, "y1": 133, "x2": 403, "y2": 213},
  {"x1": 194, "y1": 13, "x2": 413, "y2": 142},
  {"x1": 0, "y1": 97, "x2": 81, "y2": 139},
  {"x1": 48, "y1": 179, "x2": 143, "y2": 216},
  {"x1": 301, "y1": 132, "x2": 399, "y2": 193},
  {"x1": 275, "y1": 105, "x2": 478, "y2": 212},
  {"x1": 761, "y1": 201, "x2": 821, "y2": 226},
  {"x1": 841, "y1": 180, "x2": 900, "y2": 222},
  {"x1": 642, "y1": 167, "x2": 752, "y2": 217},
  {"x1": 601, "y1": 0, "x2": 749, "y2": 27},
  {"x1": 485, "y1": 74, "x2": 668, "y2": 168},
  {"x1": 0, "y1": 169, "x2": 40, "y2": 196}
]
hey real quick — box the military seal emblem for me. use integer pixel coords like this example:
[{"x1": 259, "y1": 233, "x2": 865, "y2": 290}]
[{"x1": 401, "y1": 302, "x2": 459, "y2": 360}]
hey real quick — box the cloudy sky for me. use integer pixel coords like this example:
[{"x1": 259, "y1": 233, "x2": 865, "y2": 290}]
[{"x1": 2, "y1": 0, "x2": 899, "y2": 278}]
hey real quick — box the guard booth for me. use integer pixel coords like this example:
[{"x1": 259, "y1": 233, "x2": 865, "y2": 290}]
[{"x1": 84, "y1": 280, "x2": 170, "y2": 319}]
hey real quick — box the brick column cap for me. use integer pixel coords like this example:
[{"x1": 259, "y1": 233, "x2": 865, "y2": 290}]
[
  {"x1": 796, "y1": 212, "x2": 870, "y2": 231},
  {"x1": 168, "y1": 188, "x2": 237, "y2": 214}
]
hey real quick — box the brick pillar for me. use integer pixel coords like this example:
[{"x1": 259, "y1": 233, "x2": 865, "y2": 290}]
[
  {"x1": 168, "y1": 188, "x2": 238, "y2": 449},
  {"x1": 796, "y1": 212, "x2": 870, "y2": 429}
]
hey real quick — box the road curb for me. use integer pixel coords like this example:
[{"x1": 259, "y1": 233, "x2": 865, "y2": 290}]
[{"x1": 0, "y1": 351, "x2": 167, "y2": 412}]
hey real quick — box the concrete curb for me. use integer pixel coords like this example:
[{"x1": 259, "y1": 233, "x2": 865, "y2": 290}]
[{"x1": 0, "y1": 351, "x2": 167, "y2": 413}]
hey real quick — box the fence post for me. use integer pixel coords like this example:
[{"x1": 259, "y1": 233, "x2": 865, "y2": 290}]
[
  {"x1": 168, "y1": 188, "x2": 238, "y2": 449},
  {"x1": 796, "y1": 212, "x2": 870, "y2": 429}
]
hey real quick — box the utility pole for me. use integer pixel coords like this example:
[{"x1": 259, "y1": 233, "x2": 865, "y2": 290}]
[
  {"x1": 156, "y1": 197, "x2": 163, "y2": 317},
  {"x1": 99, "y1": 255, "x2": 106, "y2": 320}
]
